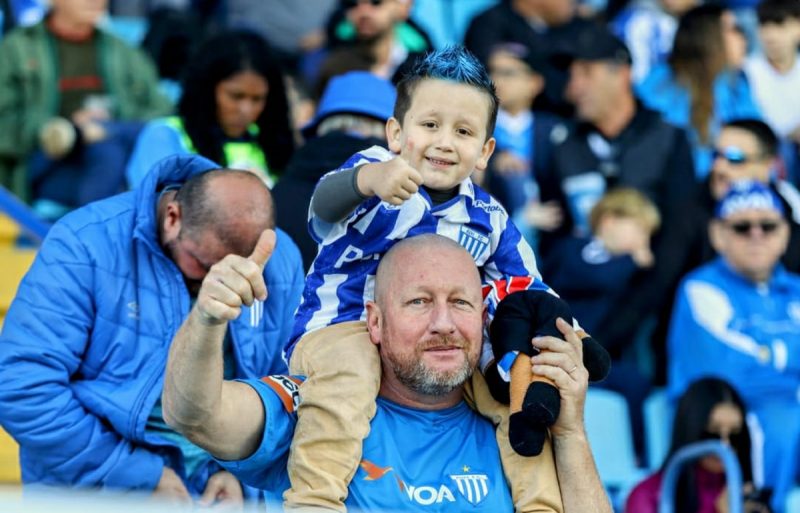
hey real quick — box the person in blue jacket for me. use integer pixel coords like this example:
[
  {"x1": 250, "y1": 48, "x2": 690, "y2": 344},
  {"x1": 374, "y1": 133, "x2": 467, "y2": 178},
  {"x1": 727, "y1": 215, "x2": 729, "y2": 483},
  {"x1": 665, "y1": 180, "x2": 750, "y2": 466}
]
[
  {"x1": 668, "y1": 179, "x2": 800, "y2": 513},
  {"x1": 0, "y1": 154, "x2": 304, "y2": 506},
  {"x1": 162, "y1": 233, "x2": 614, "y2": 513}
]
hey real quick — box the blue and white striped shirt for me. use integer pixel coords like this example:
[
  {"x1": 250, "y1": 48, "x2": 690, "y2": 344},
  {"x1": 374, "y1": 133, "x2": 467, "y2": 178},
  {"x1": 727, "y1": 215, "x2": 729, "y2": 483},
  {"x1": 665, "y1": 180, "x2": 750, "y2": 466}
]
[{"x1": 286, "y1": 146, "x2": 550, "y2": 360}]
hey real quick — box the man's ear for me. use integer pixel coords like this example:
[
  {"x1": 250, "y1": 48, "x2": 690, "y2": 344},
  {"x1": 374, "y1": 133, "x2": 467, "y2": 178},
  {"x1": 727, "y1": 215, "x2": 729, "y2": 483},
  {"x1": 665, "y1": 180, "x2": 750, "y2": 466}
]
[
  {"x1": 475, "y1": 136, "x2": 496, "y2": 172},
  {"x1": 365, "y1": 301, "x2": 383, "y2": 346},
  {"x1": 163, "y1": 201, "x2": 182, "y2": 240},
  {"x1": 386, "y1": 117, "x2": 403, "y2": 154}
]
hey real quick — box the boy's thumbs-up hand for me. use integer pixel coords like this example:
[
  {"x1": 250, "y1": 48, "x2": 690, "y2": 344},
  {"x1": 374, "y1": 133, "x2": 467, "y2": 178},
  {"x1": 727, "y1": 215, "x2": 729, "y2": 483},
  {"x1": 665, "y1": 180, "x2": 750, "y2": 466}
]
[
  {"x1": 195, "y1": 229, "x2": 275, "y2": 325},
  {"x1": 357, "y1": 139, "x2": 423, "y2": 206}
]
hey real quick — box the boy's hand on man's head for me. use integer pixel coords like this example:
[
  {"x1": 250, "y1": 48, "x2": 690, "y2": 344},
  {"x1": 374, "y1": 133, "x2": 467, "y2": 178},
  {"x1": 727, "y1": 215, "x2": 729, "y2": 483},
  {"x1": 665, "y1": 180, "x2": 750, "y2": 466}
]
[{"x1": 357, "y1": 139, "x2": 424, "y2": 205}]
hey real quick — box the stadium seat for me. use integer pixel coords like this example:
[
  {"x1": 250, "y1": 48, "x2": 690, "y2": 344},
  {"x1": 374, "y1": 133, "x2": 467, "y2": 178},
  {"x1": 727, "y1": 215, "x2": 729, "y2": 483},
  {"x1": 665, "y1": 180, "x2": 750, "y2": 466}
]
[
  {"x1": 643, "y1": 388, "x2": 674, "y2": 471},
  {"x1": 786, "y1": 486, "x2": 800, "y2": 512},
  {"x1": 585, "y1": 387, "x2": 648, "y2": 511}
]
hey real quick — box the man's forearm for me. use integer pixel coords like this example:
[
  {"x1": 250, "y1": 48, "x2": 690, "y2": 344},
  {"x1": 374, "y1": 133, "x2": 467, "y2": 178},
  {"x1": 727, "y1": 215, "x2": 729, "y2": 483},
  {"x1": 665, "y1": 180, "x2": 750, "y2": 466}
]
[
  {"x1": 162, "y1": 308, "x2": 228, "y2": 442},
  {"x1": 553, "y1": 432, "x2": 613, "y2": 513}
]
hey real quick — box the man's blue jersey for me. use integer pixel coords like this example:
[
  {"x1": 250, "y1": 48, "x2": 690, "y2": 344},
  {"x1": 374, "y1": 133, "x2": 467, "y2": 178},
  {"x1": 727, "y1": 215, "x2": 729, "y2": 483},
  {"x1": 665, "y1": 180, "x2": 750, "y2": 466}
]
[
  {"x1": 287, "y1": 145, "x2": 549, "y2": 359},
  {"x1": 218, "y1": 376, "x2": 514, "y2": 512}
]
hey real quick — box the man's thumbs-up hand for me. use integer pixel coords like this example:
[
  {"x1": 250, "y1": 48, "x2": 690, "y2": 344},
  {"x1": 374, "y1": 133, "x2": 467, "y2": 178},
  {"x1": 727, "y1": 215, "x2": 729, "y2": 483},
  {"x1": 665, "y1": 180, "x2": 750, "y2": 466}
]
[{"x1": 196, "y1": 229, "x2": 275, "y2": 325}]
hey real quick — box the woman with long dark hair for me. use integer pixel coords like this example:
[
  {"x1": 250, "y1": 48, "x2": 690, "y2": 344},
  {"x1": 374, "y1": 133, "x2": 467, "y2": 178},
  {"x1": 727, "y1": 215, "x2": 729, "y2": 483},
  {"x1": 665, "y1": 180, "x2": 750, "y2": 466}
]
[
  {"x1": 636, "y1": 5, "x2": 760, "y2": 178},
  {"x1": 626, "y1": 378, "x2": 771, "y2": 513},
  {"x1": 126, "y1": 30, "x2": 295, "y2": 187}
]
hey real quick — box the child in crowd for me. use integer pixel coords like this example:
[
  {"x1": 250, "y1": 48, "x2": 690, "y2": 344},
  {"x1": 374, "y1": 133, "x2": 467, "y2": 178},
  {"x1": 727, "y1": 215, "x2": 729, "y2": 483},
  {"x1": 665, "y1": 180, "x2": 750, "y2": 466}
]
[
  {"x1": 544, "y1": 187, "x2": 659, "y2": 460},
  {"x1": 486, "y1": 43, "x2": 563, "y2": 251},
  {"x1": 284, "y1": 46, "x2": 575, "y2": 512},
  {"x1": 545, "y1": 187, "x2": 659, "y2": 335}
]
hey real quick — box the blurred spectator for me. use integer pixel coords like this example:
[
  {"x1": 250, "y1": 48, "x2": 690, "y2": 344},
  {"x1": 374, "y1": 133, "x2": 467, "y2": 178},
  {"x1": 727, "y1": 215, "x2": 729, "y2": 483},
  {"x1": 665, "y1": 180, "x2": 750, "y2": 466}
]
[
  {"x1": 484, "y1": 43, "x2": 557, "y2": 216},
  {"x1": 224, "y1": 0, "x2": 337, "y2": 73},
  {"x1": 126, "y1": 30, "x2": 295, "y2": 188},
  {"x1": 690, "y1": 119, "x2": 800, "y2": 274},
  {"x1": 547, "y1": 187, "x2": 659, "y2": 339},
  {"x1": 744, "y1": 0, "x2": 800, "y2": 141},
  {"x1": 637, "y1": 5, "x2": 761, "y2": 178},
  {"x1": 610, "y1": 0, "x2": 700, "y2": 84},
  {"x1": 668, "y1": 180, "x2": 800, "y2": 512},
  {"x1": 743, "y1": 0, "x2": 800, "y2": 182},
  {"x1": 273, "y1": 71, "x2": 395, "y2": 270},
  {"x1": 0, "y1": 0, "x2": 171, "y2": 218},
  {"x1": 323, "y1": 0, "x2": 432, "y2": 83},
  {"x1": 626, "y1": 377, "x2": 771, "y2": 513},
  {"x1": 0, "y1": 155, "x2": 303, "y2": 502},
  {"x1": 140, "y1": 7, "x2": 205, "y2": 103},
  {"x1": 546, "y1": 188, "x2": 659, "y2": 457},
  {"x1": 484, "y1": 42, "x2": 563, "y2": 251},
  {"x1": 463, "y1": 0, "x2": 582, "y2": 115},
  {"x1": 537, "y1": 24, "x2": 696, "y2": 379}
]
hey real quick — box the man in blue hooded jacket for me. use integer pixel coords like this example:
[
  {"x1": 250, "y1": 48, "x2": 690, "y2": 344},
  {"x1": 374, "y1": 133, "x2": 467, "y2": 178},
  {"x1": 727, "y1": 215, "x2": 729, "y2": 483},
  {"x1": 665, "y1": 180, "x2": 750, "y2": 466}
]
[{"x1": 0, "y1": 154, "x2": 304, "y2": 505}]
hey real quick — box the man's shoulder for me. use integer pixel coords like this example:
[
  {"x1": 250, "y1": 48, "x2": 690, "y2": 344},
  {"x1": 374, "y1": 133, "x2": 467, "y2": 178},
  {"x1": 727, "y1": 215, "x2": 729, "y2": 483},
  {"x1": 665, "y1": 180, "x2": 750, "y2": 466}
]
[
  {"x1": 55, "y1": 192, "x2": 138, "y2": 240},
  {"x1": 0, "y1": 22, "x2": 46, "y2": 53}
]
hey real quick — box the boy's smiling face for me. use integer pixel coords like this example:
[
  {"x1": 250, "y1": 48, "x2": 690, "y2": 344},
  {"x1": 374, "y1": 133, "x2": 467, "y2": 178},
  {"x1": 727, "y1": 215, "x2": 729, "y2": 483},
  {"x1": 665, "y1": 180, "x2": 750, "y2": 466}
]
[{"x1": 387, "y1": 79, "x2": 495, "y2": 191}]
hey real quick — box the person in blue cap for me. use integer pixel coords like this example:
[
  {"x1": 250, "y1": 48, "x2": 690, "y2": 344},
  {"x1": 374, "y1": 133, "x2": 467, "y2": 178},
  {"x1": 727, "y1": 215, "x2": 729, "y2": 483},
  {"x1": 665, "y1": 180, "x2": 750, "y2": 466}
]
[
  {"x1": 0, "y1": 154, "x2": 304, "y2": 506},
  {"x1": 273, "y1": 71, "x2": 397, "y2": 270},
  {"x1": 668, "y1": 179, "x2": 800, "y2": 513}
]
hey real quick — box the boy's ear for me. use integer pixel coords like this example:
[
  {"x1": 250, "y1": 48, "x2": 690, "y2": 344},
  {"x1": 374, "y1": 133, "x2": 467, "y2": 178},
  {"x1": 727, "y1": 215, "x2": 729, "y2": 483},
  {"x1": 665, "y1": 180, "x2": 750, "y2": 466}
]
[
  {"x1": 475, "y1": 137, "x2": 497, "y2": 172},
  {"x1": 386, "y1": 117, "x2": 403, "y2": 154}
]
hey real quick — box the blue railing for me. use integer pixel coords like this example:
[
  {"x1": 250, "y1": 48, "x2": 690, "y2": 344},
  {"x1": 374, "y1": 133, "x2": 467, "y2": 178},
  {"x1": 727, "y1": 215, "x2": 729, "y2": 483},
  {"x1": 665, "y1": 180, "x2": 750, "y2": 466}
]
[
  {"x1": 658, "y1": 440, "x2": 743, "y2": 513},
  {"x1": 0, "y1": 186, "x2": 51, "y2": 242}
]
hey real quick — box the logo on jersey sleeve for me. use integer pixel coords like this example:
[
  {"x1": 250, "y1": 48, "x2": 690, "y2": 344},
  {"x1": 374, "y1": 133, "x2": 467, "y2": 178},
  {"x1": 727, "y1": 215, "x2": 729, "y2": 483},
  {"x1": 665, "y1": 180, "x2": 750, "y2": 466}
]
[
  {"x1": 260, "y1": 375, "x2": 302, "y2": 413},
  {"x1": 458, "y1": 226, "x2": 489, "y2": 260}
]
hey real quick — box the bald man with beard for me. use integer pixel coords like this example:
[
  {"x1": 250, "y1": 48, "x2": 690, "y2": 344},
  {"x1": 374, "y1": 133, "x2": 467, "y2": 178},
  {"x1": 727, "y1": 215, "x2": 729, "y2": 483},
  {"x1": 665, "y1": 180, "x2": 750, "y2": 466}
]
[{"x1": 162, "y1": 233, "x2": 612, "y2": 512}]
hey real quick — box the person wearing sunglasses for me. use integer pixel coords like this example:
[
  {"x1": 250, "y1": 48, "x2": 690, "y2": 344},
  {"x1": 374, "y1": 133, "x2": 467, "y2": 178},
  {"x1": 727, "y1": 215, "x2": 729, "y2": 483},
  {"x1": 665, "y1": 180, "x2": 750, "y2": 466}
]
[
  {"x1": 667, "y1": 179, "x2": 800, "y2": 513},
  {"x1": 694, "y1": 119, "x2": 800, "y2": 275},
  {"x1": 627, "y1": 377, "x2": 771, "y2": 513},
  {"x1": 321, "y1": 0, "x2": 432, "y2": 83}
]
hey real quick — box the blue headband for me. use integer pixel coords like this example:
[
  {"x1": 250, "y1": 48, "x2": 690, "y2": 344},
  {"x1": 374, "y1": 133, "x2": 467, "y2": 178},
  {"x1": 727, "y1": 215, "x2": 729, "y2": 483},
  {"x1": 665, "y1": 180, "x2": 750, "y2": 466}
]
[{"x1": 715, "y1": 180, "x2": 785, "y2": 219}]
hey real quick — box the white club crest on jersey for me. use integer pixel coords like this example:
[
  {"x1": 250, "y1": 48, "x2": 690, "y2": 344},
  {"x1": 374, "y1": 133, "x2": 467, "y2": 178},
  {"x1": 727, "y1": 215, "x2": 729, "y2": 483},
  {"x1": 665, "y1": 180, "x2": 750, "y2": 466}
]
[
  {"x1": 450, "y1": 473, "x2": 489, "y2": 505},
  {"x1": 458, "y1": 226, "x2": 489, "y2": 260}
]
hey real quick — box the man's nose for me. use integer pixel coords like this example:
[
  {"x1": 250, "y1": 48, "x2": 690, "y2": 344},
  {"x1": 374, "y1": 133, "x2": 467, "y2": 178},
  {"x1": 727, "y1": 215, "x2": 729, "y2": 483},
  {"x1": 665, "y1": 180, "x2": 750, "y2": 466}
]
[{"x1": 429, "y1": 302, "x2": 457, "y2": 334}]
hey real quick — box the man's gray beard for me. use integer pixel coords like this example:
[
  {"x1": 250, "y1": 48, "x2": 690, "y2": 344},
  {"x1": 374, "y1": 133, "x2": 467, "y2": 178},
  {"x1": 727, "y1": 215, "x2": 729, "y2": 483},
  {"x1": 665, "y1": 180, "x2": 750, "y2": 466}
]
[{"x1": 387, "y1": 351, "x2": 475, "y2": 397}]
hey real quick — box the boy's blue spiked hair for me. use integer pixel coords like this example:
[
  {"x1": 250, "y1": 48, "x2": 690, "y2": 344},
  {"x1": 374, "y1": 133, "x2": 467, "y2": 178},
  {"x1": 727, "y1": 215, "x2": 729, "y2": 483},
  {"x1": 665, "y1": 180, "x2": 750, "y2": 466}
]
[{"x1": 394, "y1": 45, "x2": 499, "y2": 139}]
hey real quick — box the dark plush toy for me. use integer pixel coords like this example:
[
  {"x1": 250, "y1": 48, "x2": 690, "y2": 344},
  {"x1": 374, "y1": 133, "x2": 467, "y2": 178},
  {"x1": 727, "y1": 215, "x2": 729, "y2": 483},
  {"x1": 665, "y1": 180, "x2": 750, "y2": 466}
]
[{"x1": 488, "y1": 289, "x2": 611, "y2": 456}]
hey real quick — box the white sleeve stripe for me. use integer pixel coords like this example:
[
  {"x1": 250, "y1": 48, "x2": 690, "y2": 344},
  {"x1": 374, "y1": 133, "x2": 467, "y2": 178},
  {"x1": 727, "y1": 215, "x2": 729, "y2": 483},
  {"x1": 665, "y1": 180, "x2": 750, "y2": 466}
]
[
  {"x1": 685, "y1": 281, "x2": 762, "y2": 359},
  {"x1": 747, "y1": 412, "x2": 765, "y2": 488},
  {"x1": 772, "y1": 339, "x2": 788, "y2": 371}
]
